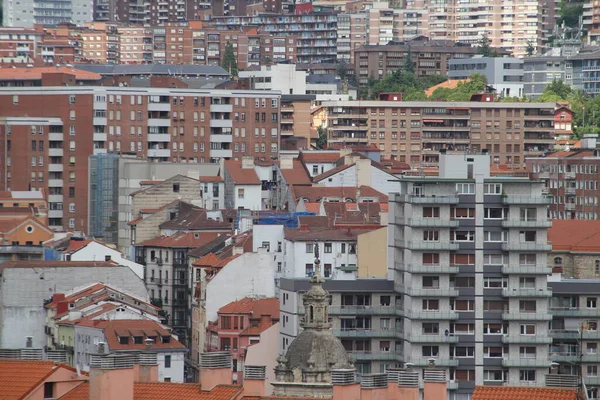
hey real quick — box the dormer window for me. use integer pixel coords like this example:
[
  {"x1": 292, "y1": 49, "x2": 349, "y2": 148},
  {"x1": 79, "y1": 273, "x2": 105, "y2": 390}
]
[
  {"x1": 162, "y1": 335, "x2": 171, "y2": 344},
  {"x1": 133, "y1": 336, "x2": 143, "y2": 344},
  {"x1": 119, "y1": 336, "x2": 129, "y2": 345}
]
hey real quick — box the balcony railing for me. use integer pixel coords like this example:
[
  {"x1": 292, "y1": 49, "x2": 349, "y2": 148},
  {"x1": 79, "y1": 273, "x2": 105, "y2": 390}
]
[
  {"x1": 407, "y1": 311, "x2": 459, "y2": 320},
  {"x1": 409, "y1": 335, "x2": 459, "y2": 343},
  {"x1": 332, "y1": 329, "x2": 404, "y2": 339},
  {"x1": 549, "y1": 307, "x2": 600, "y2": 317},
  {"x1": 501, "y1": 242, "x2": 552, "y2": 251},
  {"x1": 395, "y1": 194, "x2": 459, "y2": 204},
  {"x1": 395, "y1": 262, "x2": 458, "y2": 274},
  {"x1": 348, "y1": 351, "x2": 402, "y2": 361},
  {"x1": 502, "y1": 312, "x2": 552, "y2": 321},
  {"x1": 503, "y1": 196, "x2": 552, "y2": 205},
  {"x1": 406, "y1": 288, "x2": 459, "y2": 297},
  {"x1": 501, "y1": 335, "x2": 553, "y2": 344},
  {"x1": 502, "y1": 288, "x2": 552, "y2": 297},
  {"x1": 502, "y1": 359, "x2": 552, "y2": 367},
  {"x1": 502, "y1": 265, "x2": 552, "y2": 275},
  {"x1": 501, "y1": 220, "x2": 552, "y2": 228}
]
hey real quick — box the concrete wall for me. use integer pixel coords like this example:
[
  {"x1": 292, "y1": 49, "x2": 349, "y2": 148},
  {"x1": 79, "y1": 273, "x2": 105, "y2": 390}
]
[
  {"x1": 0, "y1": 265, "x2": 147, "y2": 348},
  {"x1": 252, "y1": 225, "x2": 285, "y2": 280},
  {"x1": 283, "y1": 240, "x2": 358, "y2": 280},
  {"x1": 279, "y1": 290, "x2": 302, "y2": 355},
  {"x1": 245, "y1": 322, "x2": 280, "y2": 395},
  {"x1": 75, "y1": 325, "x2": 107, "y2": 371},
  {"x1": 157, "y1": 351, "x2": 185, "y2": 382},
  {"x1": 132, "y1": 176, "x2": 201, "y2": 216},
  {"x1": 205, "y1": 250, "x2": 275, "y2": 322},
  {"x1": 357, "y1": 227, "x2": 387, "y2": 278},
  {"x1": 234, "y1": 184, "x2": 262, "y2": 210},
  {"x1": 66, "y1": 241, "x2": 144, "y2": 278}
]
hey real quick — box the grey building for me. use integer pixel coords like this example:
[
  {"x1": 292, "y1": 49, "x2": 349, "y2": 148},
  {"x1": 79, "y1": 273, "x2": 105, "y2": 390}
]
[
  {"x1": 2, "y1": 0, "x2": 92, "y2": 27},
  {"x1": 448, "y1": 57, "x2": 524, "y2": 98},
  {"x1": 87, "y1": 154, "x2": 219, "y2": 256},
  {"x1": 523, "y1": 56, "x2": 572, "y2": 99},
  {"x1": 389, "y1": 152, "x2": 552, "y2": 393}
]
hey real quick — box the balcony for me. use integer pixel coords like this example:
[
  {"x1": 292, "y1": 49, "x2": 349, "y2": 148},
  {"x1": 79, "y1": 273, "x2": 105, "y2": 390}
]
[
  {"x1": 502, "y1": 288, "x2": 552, "y2": 297},
  {"x1": 501, "y1": 242, "x2": 552, "y2": 252},
  {"x1": 210, "y1": 119, "x2": 233, "y2": 128},
  {"x1": 407, "y1": 288, "x2": 459, "y2": 297},
  {"x1": 147, "y1": 134, "x2": 171, "y2": 143},
  {"x1": 411, "y1": 358, "x2": 459, "y2": 367},
  {"x1": 49, "y1": 148, "x2": 63, "y2": 157},
  {"x1": 564, "y1": 171, "x2": 576, "y2": 179},
  {"x1": 93, "y1": 148, "x2": 107, "y2": 155},
  {"x1": 148, "y1": 118, "x2": 171, "y2": 127},
  {"x1": 502, "y1": 312, "x2": 552, "y2": 321},
  {"x1": 49, "y1": 133, "x2": 63, "y2": 141},
  {"x1": 396, "y1": 263, "x2": 458, "y2": 274},
  {"x1": 409, "y1": 335, "x2": 459, "y2": 343},
  {"x1": 305, "y1": 305, "x2": 398, "y2": 316},
  {"x1": 147, "y1": 149, "x2": 170, "y2": 158},
  {"x1": 148, "y1": 102, "x2": 171, "y2": 112},
  {"x1": 502, "y1": 265, "x2": 552, "y2": 275},
  {"x1": 501, "y1": 220, "x2": 552, "y2": 228},
  {"x1": 403, "y1": 241, "x2": 460, "y2": 251},
  {"x1": 48, "y1": 209, "x2": 63, "y2": 218},
  {"x1": 332, "y1": 329, "x2": 404, "y2": 339},
  {"x1": 502, "y1": 359, "x2": 552, "y2": 368},
  {"x1": 395, "y1": 194, "x2": 459, "y2": 204},
  {"x1": 210, "y1": 149, "x2": 232, "y2": 158},
  {"x1": 502, "y1": 196, "x2": 552, "y2": 205},
  {"x1": 48, "y1": 195, "x2": 63, "y2": 203},
  {"x1": 93, "y1": 117, "x2": 107, "y2": 126},
  {"x1": 408, "y1": 311, "x2": 459, "y2": 320},
  {"x1": 93, "y1": 133, "x2": 107, "y2": 142},
  {"x1": 48, "y1": 179, "x2": 63, "y2": 187},
  {"x1": 404, "y1": 218, "x2": 460, "y2": 228},
  {"x1": 210, "y1": 103, "x2": 233, "y2": 113},
  {"x1": 565, "y1": 187, "x2": 577, "y2": 196},
  {"x1": 48, "y1": 164, "x2": 64, "y2": 172},
  {"x1": 565, "y1": 203, "x2": 576, "y2": 211},
  {"x1": 348, "y1": 351, "x2": 402, "y2": 361},
  {"x1": 210, "y1": 134, "x2": 233, "y2": 143},
  {"x1": 549, "y1": 307, "x2": 600, "y2": 317},
  {"x1": 502, "y1": 335, "x2": 553, "y2": 344}
]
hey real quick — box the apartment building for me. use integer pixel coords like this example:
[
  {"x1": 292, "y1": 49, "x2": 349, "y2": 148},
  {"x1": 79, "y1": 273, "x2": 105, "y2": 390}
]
[
  {"x1": 279, "y1": 278, "x2": 401, "y2": 376},
  {"x1": 584, "y1": 0, "x2": 600, "y2": 45},
  {"x1": 389, "y1": 152, "x2": 552, "y2": 393},
  {"x1": 354, "y1": 40, "x2": 477, "y2": 86},
  {"x1": 208, "y1": 13, "x2": 338, "y2": 64},
  {"x1": 448, "y1": 57, "x2": 524, "y2": 99},
  {"x1": 336, "y1": 12, "x2": 368, "y2": 65},
  {"x1": 366, "y1": 0, "x2": 545, "y2": 58},
  {"x1": 527, "y1": 140, "x2": 600, "y2": 221},
  {"x1": 93, "y1": 0, "x2": 209, "y2": 25},
  {"x1": 0, "y1": 85, "x2": 280, "y2": 233},
  {"x1": 319, "y1": 95, "x2": 558, "y2": 169},
  {"x1": 2, "y1": 0, "x2": 92, "y2": 27}
]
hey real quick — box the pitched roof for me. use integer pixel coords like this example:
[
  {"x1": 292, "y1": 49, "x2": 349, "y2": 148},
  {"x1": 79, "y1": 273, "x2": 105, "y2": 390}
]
[
  {"x1": 299, "y1": 151, "x2": 340, "y2": 163},
  {"x1": 284, "y1": 226, "x2": 375, "y2": 241},
  {"x1": 426, "y1": 78, "x2": 470, "y2": 97},
  {"x1": 0, "y1": 359, "x2": 71, "y2": 399},
  {"x1": 224, "y1": 160, "x2": 260, "y2": 185},
  {"x1": 312, "y1": 164, "x2": 353, "y2": 182},
  {"x1": 45, "y1": 283, "x2": 106, "y2": 310},
  {"x1": 0, "y1": 66, "x2": 102, "y2": 81},
  {"x1": 188, "y1": 234, "x2": 231, "y2": 259},
  {"x1": 136, "y1": 232, "x2": 223, "y2": 248},
  {"x1": 199, "y1": 176, "x2": 223, "y2": 182},
  {"x1": 548, "y1": 220, "x2": 600, "y2": 252},
  {"x1": 218, "y1": 297, "x2": 279, "y2": 318},
  {"x1": 292, "y1": 186, "x2": 388, "y2": 203},
  {"x1": 471, "y1": 386, "x2": 577, "y2": 400},
  {"x1": 64, "y1": 239, "x2": 93, "y2": 253},
  {"x1": 103, "y1": 319, "x2": 185, "y2": 351},
  {"x1": 158, "y1": 203, "x2": 232, "y2": 231},
  {"x1": 60, "y1": 382, "x2": 243, "y2": 400},
  {"x1": 280, "y1": 160, "x2": 312, "y2": 185}
]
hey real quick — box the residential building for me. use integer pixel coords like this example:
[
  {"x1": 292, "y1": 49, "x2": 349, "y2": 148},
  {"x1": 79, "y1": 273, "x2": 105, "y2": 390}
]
[
  {"x1": 336, "y1": 11, "x2": 368, "y2": 65},
  {"x1": 0, "y1": 86, "x2": 281, "y2": 234},
  {"x1": 354, "y1": 40, "x2": 477, "y2": 86},
  {"x1": 93, "y1": 0, "x2": 209, "y2": 25},
  {"x1": 389, "y1": 152, "x2": 552, "y2": 390},
  {"x1": 2, "y1": 0, "x2": 93, "y2": 27},
  {"x1": 584, "y1": 1, "x2": 600, "y2": 45},
  {"x1": 208, "y1": 297, "x2": 279, "y2": 383},
  {"x1": 298, "y1": 150, "x2": 341, "y2": 178},
  {"x1": 240, "y1": 64, "x2": 307, "y2": 95},
  {"x1": 526, "y1": 140, "x2": 600, "y2": 221},
  {"x1": 548, "y1": 220, "x2": 600, "y2": 279},
  {"x1": 0, "y1": 215, "x2": 53, "y2": 261},
  {"x1": 0, "y1": 260, "x2": 148, "y2": 349},
  {"x1": 0, "y1": 67, "x2": 103, "y2": 87},
  {"x1": 0, "y1": 27, "x2": 43, "y2": 63},
  {"x1": 223, "y1": 159, "x2": 263, "y2": 210},
  {"x1": 523, "y1": 56, "x2": 573, "y2": 99},
  {"x1": 280, "y1": 95, "x2": 315, "y2": 151},
  {"x1": 318, "y1": 96, "x2": 559, "y2": 168},
  {"x1": 448, "y1": 57, "x2": 524, "y2": 99}
]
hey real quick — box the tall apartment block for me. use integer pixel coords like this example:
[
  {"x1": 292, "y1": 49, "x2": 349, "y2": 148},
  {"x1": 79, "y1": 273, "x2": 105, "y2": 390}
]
[
  {"x1": 2, "y1": 0, "x2": 93, "y2": 27},
  {"x1": 0, "y1": 85, "x2": 280, "y2": 232},
  {"x1": 389, "y1": 152, "x2": 553, "y2": 393},
  {"x1": 319, "y1": 95, "x2": 559, "y2": 168},
  {"x1": 93, "y1": 0, "x2": 210, "y2": 24},
  {"x1": 367, "y1": 0, "x2": 546, "y2": 57}
]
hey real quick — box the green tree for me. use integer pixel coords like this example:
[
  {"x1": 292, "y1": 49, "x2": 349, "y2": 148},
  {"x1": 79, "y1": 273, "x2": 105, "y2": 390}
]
[
  {"x1": 476, "y1": 35, "x2": 492, "y2": 57},
  {"x1": 429, "y1": 73, "x2": 488, "y2": 101},
  {"x1": 316, "y1": 126, "x2": 327, "y2": 149},
  {"x1": 221, "y1": 41, "x2": 238, "y2": 75},
  {"x1": 337, "y1": 61, "x2": 349, "y2": 80},
  {"x1": 525, "y1": 40, "x2": 535, "y2": 56},
  {"x1": 558, "y1": 0, "x2": 584, "y2": 27},
  {"x1": 404, "y1": 45, "x2": 415, "y2": 73}
]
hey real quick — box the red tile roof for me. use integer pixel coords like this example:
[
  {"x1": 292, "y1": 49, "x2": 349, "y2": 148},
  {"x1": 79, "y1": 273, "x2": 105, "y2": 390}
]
[
  {"x1": 103, "y1": 320, "x2": 185, "y2": 351},
  {"x1": 224, "y1": 160, "x2": 260, "y2": 185},
  {"x1": 0, "y1": 359, "x2": 75, "y2": 399},
  {"x1": 158, "y1": 203, "x2": 232, "y2": 231},
  {"x1": 218, "y1": 297, "x2": 279, "y2": 318},
  {"x1": 312, "y1": 164, "x2": 352, "y2": 182},
  {"x1": 193, "y1": 253, "x2": 240, "y2": 268},
  {"x1": 471, "y1": 386, "x2": 577, "y2": 400},
  {"x1": 136, "y1": 232, "x2": 223, "y2": 248},
  {"x1": 64, "y1": 239, "x2": 92, "y2": 253},
  {"x1": 60, "y1": 382, "x2": 243, "y2": 400},
  {"x1": 280, "y1": 160, "x2": 312, "y2": 185},
  {"x1": 0, "y1": 66, "x2": 102, "y2": 81},
  {"x1": 200, "y1": 176, "x2": 223, "y2": 182},
  {"x1": 548, "y1": 220, "x2": 600, "y2": 252},
  {"x1": 292, "y1": 186, "x2": 388, "y2": 203},
  {"x1": 299, "y1": 151, "x2": 340, "y2": 163}
]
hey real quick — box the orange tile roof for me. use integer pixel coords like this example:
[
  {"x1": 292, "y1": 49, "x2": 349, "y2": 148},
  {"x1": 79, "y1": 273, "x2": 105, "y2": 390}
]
[
  {"x1": 193, "y1": 253, "x2": 241, "y2": 268},
  {"x1": 548, "y1": 220, "x2": 600, "y2": 252},
  {"x1": 0, "y1": 66, "x2": 102, "y2": 81},
  {"x1": 299, "y1": 151, "x2": 340, "y2": 163},
  {"x1": 224, "y1": 160, "x2": 261, "y2": 185},
  {"x1": 218, "y1": 297, "x2": 279, "y2": 318},
  {"x1": 136, "y1": 232, "x2": 222, "y2": 248},
  {"x1": 103, "y1": 320, "x2": 185, "y2": 351},
  {"x1": 64, "y1": 239, "x2": 92, "y2": 253},
  {"x1": 426, "y1": 78, "x2": 470, "y2": 97},
  {"x1": 471, "y1": 386, "x2": 577, "y2": 400},
  {"x1": 200, "y1": 176, "x2": 223, "y2": 182},
  {"x1": 0, "y1": 260, "x2": 118, "y2": 270},
  {"x1": 280, "y1": 160, "x2": 312, "y2": 185},
  {"x1": 292, "y1": 185, "x2": 388, "y2": 203},
  {"x1": 0, "y1": 359, "x2": 68, "y2": 399},
  {"x1": 60, "y1": 382, "x2": 242, "y2": 400}
]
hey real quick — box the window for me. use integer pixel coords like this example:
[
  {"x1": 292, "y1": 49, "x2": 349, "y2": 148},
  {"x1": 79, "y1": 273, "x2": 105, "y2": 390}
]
[
  {"x1": 519, "y1": 300, "x2": 536, "y2": 313},
  {"x1": 380, "y1": 296, "x2": 391, "y2": 306},
  {"x1": 519, "y1": 254, "x2": 536, "y2": 265},
  {"x1": 554, "y1": 257, "x2": 563, "y2": 265},
  {"x1": 484, "y1": 347, "x2": 505, "y2": 358},
  {"x1": 484, "y1": 183, "x2": 502, "y2": 194},
  {"x1": 452, "y1": 208, "x2": 475, "y2": 219},
  {"x1": 261, "y1": 241, "x2": 270, "y2": 252},
  {"x1": 596, "y1": 260, "x2": 600, "y2": 275},
  {"x1": 422, "y1": 276, "x2": 439, "y2": 289},
  {"x1": 423, "y1": 230, "x2": 439, "y2": 241},
  {"x1": 451, "y1": 231, "x2": 474, "y2": 242},
  {"x1": 520, "y1": 346, "x2": 536, "y2": 358},
  {"x1": 588, "y1": 297, "x2": 598, "y2": 309},
  {"x1": 588, "y1": 366, "x2": 598, "y2": 377},
  {"x1": 521, "y1": 324, "x2": 536, "y2": 335},
  {"x1": 519, "y1": 277, "x2": 536, "y2": 289},
  {"x1": 456, "y1": 183, "x2": 474, "y2": 194},
  {"x1": 324, "y1": 243, "x2": 332, "y2": 253},
  {"x1": 422, "y1": 299, "x2": 439, "y2": 311},
  {"x1": 519, "y1": 370, "x2": 536, "y2": 382},
  {"x1": 324, "y1": 263, "x2": 331, "y2": 278},
  {"x1": 305, "y1": 263, "x2": 314, "y2": 276},
  {"x1": 164, "y1": 355, "x2": 171, "y2": 368},
  {"x1": 422, "y1": 346, "x2": 439, "y2": 357},
  {"x1": 306, "y1": 243, "x2": 314, "y2": 253},
  {"x1": 422, "y1": 323, "x2": 439, "y2": 335},
  {"x1": 44, "y1": 382, "x2": 55, "y2": 399},
  {"x1": 423, "y1": 207, "x2": 440, "y2": 218},
  {"x1": 484, "y1": 323, "x2": 507, "y2": 334},
  {"x1": 238, "y1": 188, "x2": 245, "y2": 199},
  {"x1": 519, "y1": 231, "x2": 536, "y2": 242},
  {"x1": 484, "y1": 208, "x2": 506, "y2": 219},
  {"x1": 453, "y1": 346, "x2": 475, "y2": 358}
]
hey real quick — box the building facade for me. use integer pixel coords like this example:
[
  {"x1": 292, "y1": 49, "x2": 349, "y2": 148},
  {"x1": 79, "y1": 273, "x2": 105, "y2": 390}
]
[
  {"x1": 448, "y1": 57, "x2": 524, "y2": 99},
  {"x1": 389, "y1": 153, "x2": 552, "y2": 393}
]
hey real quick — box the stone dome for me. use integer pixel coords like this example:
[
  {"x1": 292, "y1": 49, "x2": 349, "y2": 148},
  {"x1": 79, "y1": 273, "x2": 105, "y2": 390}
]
[{"x1": 284, "y1": 328, "x2": 353, "y2": 375}]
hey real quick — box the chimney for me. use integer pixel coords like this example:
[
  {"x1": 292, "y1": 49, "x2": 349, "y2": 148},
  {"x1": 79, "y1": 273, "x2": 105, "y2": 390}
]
[
  {"x1": 97, "y1": 342, "x2": 107, "y2": 354},
  {"x1": 360, "y1": 373, "x2": 387, "y2": 400},
  {"x1": 331, "y1": 369, "x2": 360, "y2": 400},
  {"x1": 397, "y1": 368, "x2": 419, "y2": 400},
  {"x1": 200, "y1": 352, "x2": 232, "y2": 391},
  {"x1": 57, "y1": 301, "x2": 69, "y2": 315},
  {"x1": 135, "y1": 351, "x2": 159, "y2": 383},
  {"x1": 241, "y1": 156, "x2": 255, "y2": 169},
  {"x1": 25, "y1": 336, "x2": 33, "y2": 348},
  {"x1": 90, "y1": 354, "x2": 135, "y2": 400},
  {"x1": 52, "y1": 293, "x2": 66, "y2": 303},
  {"x1": 259, "y1": 315, "x2": 271, "y2": 329},
  {"x1": 243, "y1": 365, "x2": 267, "y2": 397},
  {"x1": 386, "y1": 369, "x2": 402, "y2": 399},
  {"x1": 280, "y1": 155, "x2": 294, "y2": 170},
  {"x1": 423, "y1": 369, "x2": 448, "y2": 400}
]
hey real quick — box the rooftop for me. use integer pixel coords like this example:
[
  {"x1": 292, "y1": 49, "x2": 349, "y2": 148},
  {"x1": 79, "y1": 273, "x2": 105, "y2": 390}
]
[
  {"x1": 223, "y1": 160, "x2": 261, "y2": 185},
  {"x1": 471, "y1": 386, "x2": 577, "y2": 400},
  {"x1": 298, "y1": 151, "x2": 340, "y2": 163},
  {"x1": 0, "y1": 359, "x2": 78, "y2": 399},
  {"x1": 60, "y1": 382, "x2": 242, "y2": 400},
  {"x1": 0, "y1": 261, "x2": 119, "y2": 271},
  {"x1": 280, "y1": 160, "x2": 312, "y2": 185},
  {"x1": 0, "y1": 190, "x2": 45, "y2": 200},
  {"x1": 218, "y1": 297, "x2": 279, "y2": 318},
  {"x1": 548, "y1": 220, "x2": 600, "y2": 252},
  {"x1": 292, "y1": 185, "x2": 388, "y2": 203},
  {"x1": 136, "y1": 232, "x2": 224, "y2": 249},
  {"x1": 103, "y1": 320, "x2": 185, "y2": 351},
  {"x1": 158, "y1": 203, "x2": 232, "y2": 231},
  {"x1": 73, "y1": 64, "x2": 230, "y2": 77},
  {"x1": 0, "y1": 66, "x2": 102, "y2": 81}
]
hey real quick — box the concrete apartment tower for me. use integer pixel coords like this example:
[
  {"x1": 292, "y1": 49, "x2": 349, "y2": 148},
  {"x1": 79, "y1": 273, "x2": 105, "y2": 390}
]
[{"x1": 389, "y1": 151, "x2": 552, "y2": 394}]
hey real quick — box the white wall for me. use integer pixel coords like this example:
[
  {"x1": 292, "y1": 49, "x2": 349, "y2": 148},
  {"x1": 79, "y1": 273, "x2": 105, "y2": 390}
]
[
  {"x1": 66, "y1": 241, "x2": 144, "y2": 278},
  {"x1": 158, "y1": 351, "x2": 185, "y2": 382},
  {"x1": 234, "y1": 184, "x2": 262, "y2": 210},
  {"x1": 304, "y1": 162, "x2": 337, "y2": 178},
  {"x1": 315, "y1": 163, "x2": 403, "y2": 197},
  {"x1": 205, "y1": 250, "x2": 276, "y2": 322},
  {"x1": 0, "y1": 266, "x2": 148, "y2": 348},
  {"x1": 239, "y1": 65, "x2": 307, "y2": 94},
  {"x1": 317, "y1": 164, "x2": 357, "y2": 187},
  {"x1": 75, "y1": 325, "x2": 107, "y2": 371},
  {"x1": 252, "y1": 225, "x2": 284, "y2": 280},
  {"x1": 279, "y1": 290, "x2": 302, "y2": 355},
  {"x1": 282, "y1": 240, "x2": 358, "y2": 280}
]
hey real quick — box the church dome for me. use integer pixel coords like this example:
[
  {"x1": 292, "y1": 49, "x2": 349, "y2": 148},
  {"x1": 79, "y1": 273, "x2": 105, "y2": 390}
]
[{"x1": 284, "y1": 328, "x2": 353, "y2": 374}]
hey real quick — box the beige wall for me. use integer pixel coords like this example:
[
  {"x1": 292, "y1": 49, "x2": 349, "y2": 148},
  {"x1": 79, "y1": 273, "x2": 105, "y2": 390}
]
[
  {"x1": 551, "y1": 251, "x2": 600, "y2": 279},
  {"x1": 357, "y1": 227, "x2": 387, "y2": 278},
  {"x1": 245, "y1": 322, "x2": 280, "y2": 395},
  {"x1": 132, "y1": 176, "x2": 201, "y2": 216}
]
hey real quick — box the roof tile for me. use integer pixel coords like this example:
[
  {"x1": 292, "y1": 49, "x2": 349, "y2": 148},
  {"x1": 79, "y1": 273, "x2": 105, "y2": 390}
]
[
  {"x1": 103, "y1": 320, "x2": 185, "y2": 351},
  {"x1": 224, "y1": 160, "x2": 261, "y2": 185},
  {"x1": 136, "y1": 232, "x2": 223, "y2": 248},
  {"x1": 548, "y1": 220, "x2": 600, "y2": 252},
  {"x1": 0, "y1": 359, "x2": 60, "y2": 399},
  {"x1": 471, "y1": 386, "x2": 577, "y2": 400}
]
